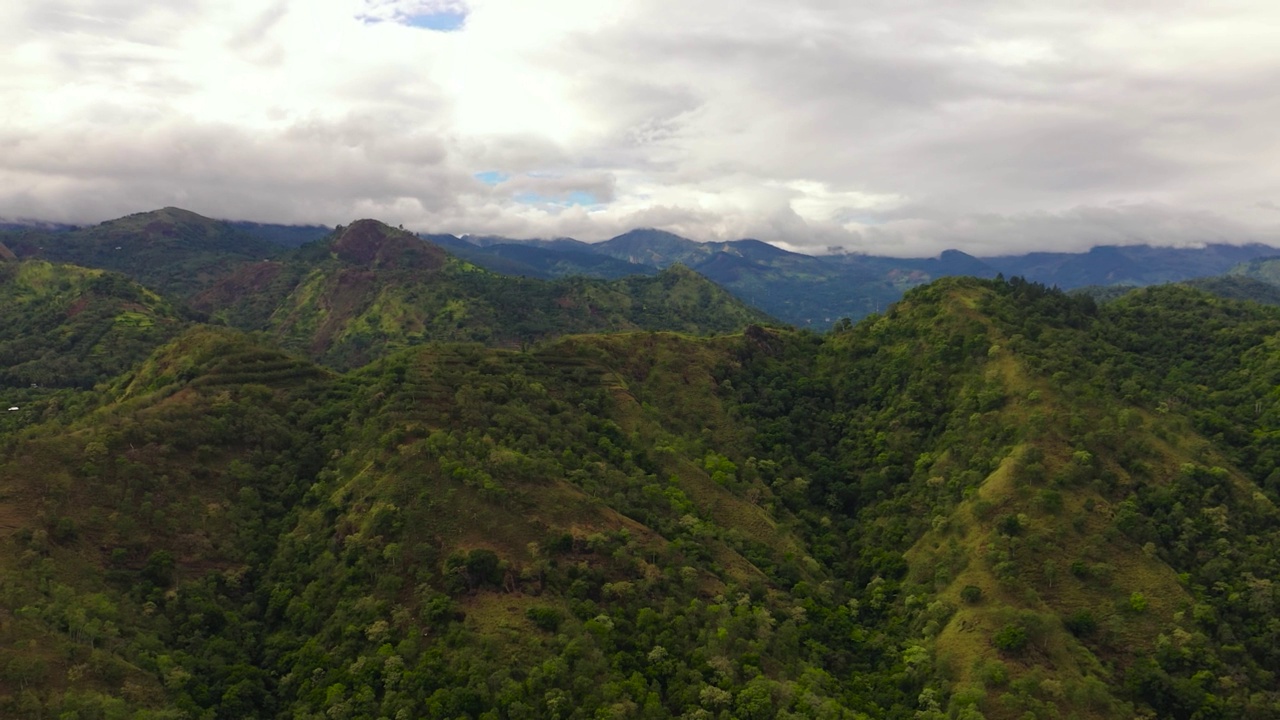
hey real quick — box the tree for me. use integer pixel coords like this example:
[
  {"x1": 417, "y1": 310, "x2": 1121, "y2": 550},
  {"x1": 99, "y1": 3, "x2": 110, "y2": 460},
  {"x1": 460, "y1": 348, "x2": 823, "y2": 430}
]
[{"x1": 992, "y1": 624, "x2": 1028, "y2": 654}]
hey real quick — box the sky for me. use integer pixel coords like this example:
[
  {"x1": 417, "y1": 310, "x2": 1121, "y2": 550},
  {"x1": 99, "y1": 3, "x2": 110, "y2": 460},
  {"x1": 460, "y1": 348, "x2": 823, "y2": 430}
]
[{"x1": 3, "y1": 0, "x2": 1280, "y2": 256}]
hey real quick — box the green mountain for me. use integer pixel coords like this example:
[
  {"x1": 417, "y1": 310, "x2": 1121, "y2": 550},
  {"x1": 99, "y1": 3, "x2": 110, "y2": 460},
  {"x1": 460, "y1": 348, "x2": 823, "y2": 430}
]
[
  {"x1": 225, "y1": 221, "x2": 333, "y2": 249},
  {"x1": 0, "y1": 260, "x2": 185, "y2": 390},
  {"x1": 1075, "y1": 259, "x2": 1280, "y2": 307},
  {"x1": 1179, "y1": 275, "x2": 1280, "y2": 305},
  {"x1": 3, "y1": 208, "x2": 282, "y2": 297},
  {"x1": 449, "y1": 228, "x2": 1280, "y2": 328},
  {"x1": 4, "y1": 270, "x2": 1280, "y2": 718},
  {"x1": 194, "y1": 220, "x2": 774, "y2": 369},
  {"x1": 423, "y1": 233, "x2": 653, "y2": 280},
  {"x1": 1228, "y1": 255, "x2": 1280, "y2": 285}
]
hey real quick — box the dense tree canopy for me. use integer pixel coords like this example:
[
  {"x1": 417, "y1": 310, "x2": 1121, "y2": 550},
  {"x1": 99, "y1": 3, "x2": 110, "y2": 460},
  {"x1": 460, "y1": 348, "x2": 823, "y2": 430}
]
[{"x1": 5, "y1": 255, "x2": 1280, "y2": 719}]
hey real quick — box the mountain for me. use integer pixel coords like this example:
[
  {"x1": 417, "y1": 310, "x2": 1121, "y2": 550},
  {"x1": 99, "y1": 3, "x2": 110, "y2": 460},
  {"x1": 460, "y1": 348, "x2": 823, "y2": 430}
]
[
  {"x1": 1227, "y1": 255, "x2": 1280, "y2": 285},
  {"x1": 467, "y1": 235, "x2": 595, "y2": 252},
  {"x1": 1180, "y1": 275, "x2": 1280, "y2": 305},
  {"x1": 4, "y1": 208, "x2": 283, "y2": 297},
  {"x1": 471, "y1": 243, "x2": 653, "y2": 279},
  {"x1": 930, "y1": 248, "x2": 993, "y2": 276},
  {"x1": 0, "y1": 240, "x2": 15, "y2": 262},
  {"x1": 595, "y1": 228, "x2": 709, "y2": 266},
  {"x1": 8, "y1": 208, "x2": 1280, "y2": 331},
  {"x1": 0, "y1": 220, "x2": 77, "y2": 233},
  {"x1": 985, "y1": 243, "x2": 1277, "y2": 287},
  {"x1": 0, "y1": 260, "x2": 185, "y2": 390},
  {"x1": 225, "y1": 220, "x2": 333, "y2": 248},
  {"x1": 6, "y1": 275, "x2": 1280, "y2": 717},
  {"x1": 194, "y1": 220, "x2": 773, "y2": 369},
  {"x1": 577, "y1": 232, "x2": 1280, "y2": 328},
  {"x1": 418, "y1": 232, "x2": 550, "y2": 277},
  {"x1": 420, "y1": 233, "x2": 653, "y2": 280}
]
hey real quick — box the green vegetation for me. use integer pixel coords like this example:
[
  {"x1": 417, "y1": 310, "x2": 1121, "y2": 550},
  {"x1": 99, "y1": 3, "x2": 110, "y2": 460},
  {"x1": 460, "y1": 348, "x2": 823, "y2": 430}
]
[
  {"x1": 5, "y1": 220, "x2": 1280, "y2": 719},
  {"x1": 0, "y1": 261, "x2": 184, "y2": 388},
  {"x1": 1, "y1": 208, "x2": 283, "y2": 297},
  {"x1": 194, "y1": 220, "x2": 775, "y2": 369}
]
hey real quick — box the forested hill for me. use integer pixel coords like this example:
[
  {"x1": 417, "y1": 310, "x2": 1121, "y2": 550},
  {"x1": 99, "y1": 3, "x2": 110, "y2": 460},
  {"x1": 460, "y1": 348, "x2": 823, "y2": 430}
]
[
  {"x1": 4, "y1": 273, "x2": 1280, "y2": 718},
  {"x1": 190, "y1": 219, "x2": 774, "y2": 369},
  {"x1": 0, "y1": 260, "x2": 185, "y2": 389},
  {"x1": 0, "y1": 208, "x2": 282, "y2": 297}
]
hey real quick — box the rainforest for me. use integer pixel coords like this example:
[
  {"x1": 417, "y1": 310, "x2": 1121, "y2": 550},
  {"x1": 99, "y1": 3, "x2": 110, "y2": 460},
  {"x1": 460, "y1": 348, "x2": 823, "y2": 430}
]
[{"x1": 2, "y1": 210, "x2": 1280, "y2": 719}]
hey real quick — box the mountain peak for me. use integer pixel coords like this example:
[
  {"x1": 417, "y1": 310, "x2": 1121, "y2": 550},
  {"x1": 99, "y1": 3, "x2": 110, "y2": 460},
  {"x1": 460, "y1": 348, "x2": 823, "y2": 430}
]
[
  {"x1": 595, "y1": 229, "x2": 705, "y2": 266},
  {"x1": 330, "y1": 219, "x2": 446, "y2": 270},
  {"x1": 100, "y1": 207, "x2": 221, "y2": 233}
]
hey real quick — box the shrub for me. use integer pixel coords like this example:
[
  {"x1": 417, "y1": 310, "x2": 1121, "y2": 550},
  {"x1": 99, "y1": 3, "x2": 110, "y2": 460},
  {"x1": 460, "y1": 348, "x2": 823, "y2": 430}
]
[
  {"x1": 996, "y1": 514, "x2": 1023, "y2": 537},
  {"x1": 992, "y1": 623, "x2": 1028, "y2": 654},
  {"x1": 526, "y1": 606, "x2": 563, "y2": 632},
  {"x1": 1063, "y1": 609, "x2": 1097, "y2": 637}
]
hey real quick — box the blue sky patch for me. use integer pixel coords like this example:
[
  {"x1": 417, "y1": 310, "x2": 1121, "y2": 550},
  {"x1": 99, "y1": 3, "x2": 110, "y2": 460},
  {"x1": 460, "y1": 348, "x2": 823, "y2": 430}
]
[
  {"x1": 474, "y1": 171, "x2": 509, "y2": 185},
  {"x1": 514, "y1": 191, "x2": 599, "y2": 207},
  {"x1": 403, "y1": 10, "x2": 467, "y2": 31}
]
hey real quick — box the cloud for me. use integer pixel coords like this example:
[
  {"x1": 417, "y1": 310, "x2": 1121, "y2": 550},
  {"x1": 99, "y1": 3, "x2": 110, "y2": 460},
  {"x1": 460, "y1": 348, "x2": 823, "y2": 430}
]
[
  {"x1": 844, "y1": 204, "x2": 1280, "y2": 258},
  {"x1": 3, "y1": 0, "x2": 1280, "y2": 255}
]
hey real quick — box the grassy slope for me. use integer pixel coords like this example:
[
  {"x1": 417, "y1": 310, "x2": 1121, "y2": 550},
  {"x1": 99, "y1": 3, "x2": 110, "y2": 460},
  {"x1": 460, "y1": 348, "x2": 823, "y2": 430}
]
[{"x1": 863, "y1": 280, "x2": 1280, "y2": 719}]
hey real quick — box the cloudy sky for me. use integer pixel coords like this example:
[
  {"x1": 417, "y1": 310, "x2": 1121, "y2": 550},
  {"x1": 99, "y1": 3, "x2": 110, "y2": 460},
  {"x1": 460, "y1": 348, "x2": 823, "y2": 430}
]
[{"x1": 4, "y1": 0, "x2": 1280, "y2": 255}]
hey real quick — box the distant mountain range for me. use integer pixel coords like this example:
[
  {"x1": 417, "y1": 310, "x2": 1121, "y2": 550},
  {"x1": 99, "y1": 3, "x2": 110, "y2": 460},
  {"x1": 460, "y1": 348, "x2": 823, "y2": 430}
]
[
  {"x1": 5, "y1": 209, "x2": 1280, "y2": 328},
  {"x1": 425, "y1": 228, "x2": 1280, "y2": 326}
]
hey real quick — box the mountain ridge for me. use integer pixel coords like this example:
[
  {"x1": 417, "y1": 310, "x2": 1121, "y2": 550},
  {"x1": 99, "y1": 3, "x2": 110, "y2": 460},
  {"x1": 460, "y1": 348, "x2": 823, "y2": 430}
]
[
  {"x1": 193, "y1": 219, "x2": 773, "y2": 368},
  {"x1": 419, "y1": 225, "x2": 1280, "y2": 327}
]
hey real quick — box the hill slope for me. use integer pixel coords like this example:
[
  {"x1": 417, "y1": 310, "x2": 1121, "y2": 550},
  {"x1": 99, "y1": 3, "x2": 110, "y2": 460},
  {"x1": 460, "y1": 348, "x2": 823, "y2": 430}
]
[
  {"x1": 4, "y1": 277, "x2": 1280, "y2": 717},
  {"x1": 195, "y1": 220, "x2": 773, "y2": 369},
  {"x1": 0, "y1": 260, "x2": 185, "y2": 390},
  {"x1": 4, "y1": 208, "x2": 282, "y2": 297}
]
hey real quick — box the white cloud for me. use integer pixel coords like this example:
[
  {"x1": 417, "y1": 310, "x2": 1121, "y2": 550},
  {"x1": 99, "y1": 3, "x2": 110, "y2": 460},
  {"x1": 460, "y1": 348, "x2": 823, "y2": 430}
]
[{"x1": 3, "y1": 0, "x2": 1280, "y2": 255}]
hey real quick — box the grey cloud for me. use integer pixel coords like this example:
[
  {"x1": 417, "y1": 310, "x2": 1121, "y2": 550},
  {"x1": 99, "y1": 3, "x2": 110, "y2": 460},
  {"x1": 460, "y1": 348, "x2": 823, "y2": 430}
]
[
  {"x1": 551, "y1": 0, "x2": 1280, "y2": 224},
  {"x1": 5, "y1": 0, "x2": 1280, "y2": 256},
  {"x1": 0, "y1": 115, "x2": 473, "y2": 225},
  {"x1": 228, "y1": 2, "x2": 288, "y2": 50},
  {"x1": 455, "y1": 135, "x2": 570, "y2": 175},
  {"x1": 496, "y1": 172, "x2": 616, "y2": 202},
  {"x1": 846, "y1": 204, "x2": 1280, "y2": 258}
]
